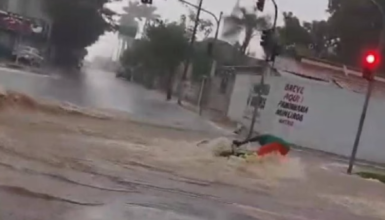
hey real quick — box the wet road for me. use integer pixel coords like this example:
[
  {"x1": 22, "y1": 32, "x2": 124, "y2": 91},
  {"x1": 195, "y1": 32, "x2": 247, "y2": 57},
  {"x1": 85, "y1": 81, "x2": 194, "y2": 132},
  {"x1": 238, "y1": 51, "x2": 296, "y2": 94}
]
[{"x1": 0, "y1": 67, "x2": 222, "y2": 134}]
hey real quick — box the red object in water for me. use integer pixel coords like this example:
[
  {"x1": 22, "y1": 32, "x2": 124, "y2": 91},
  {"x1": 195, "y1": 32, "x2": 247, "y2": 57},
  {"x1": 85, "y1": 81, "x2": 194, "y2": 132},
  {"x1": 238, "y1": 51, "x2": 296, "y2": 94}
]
[{"x1": 257, "y1": 142, "x2": 289, "y2": 156}]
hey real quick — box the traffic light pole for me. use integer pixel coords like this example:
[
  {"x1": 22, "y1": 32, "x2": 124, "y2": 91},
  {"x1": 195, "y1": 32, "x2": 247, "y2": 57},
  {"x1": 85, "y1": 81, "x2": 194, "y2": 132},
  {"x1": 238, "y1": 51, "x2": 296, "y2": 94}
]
[
  {"x1": 347, "y1": 79, "x2": 374, "y2": 174},
  {"x1": 347, "y1": 0, "x2": 385, "y2": 174},
  {"x1": 271, "y1": 0, "x2": 278, "y2": 30},
  {"x1": 247, "y1": 0, "x2": 278, "y2": 139}
]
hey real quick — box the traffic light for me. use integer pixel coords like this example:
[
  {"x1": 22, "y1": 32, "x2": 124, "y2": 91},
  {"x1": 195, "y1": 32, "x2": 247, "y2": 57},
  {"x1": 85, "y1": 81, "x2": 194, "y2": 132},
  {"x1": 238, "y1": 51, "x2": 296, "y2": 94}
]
[
  {"x1": 260, "y1": 28, "x2": 272, "y2": 48},
  {"x1": 141, "y1": 0, "x2": 152, "y2": 4},
  {"x1": 256, "y1": 0, "x2": 265, "y2": 12},
  {"x1": 362, "y1": 50, "x2": 380, "y2": 81},
  {"x1": 270, "y1": 44, "x2": 282, "y2": 62}
]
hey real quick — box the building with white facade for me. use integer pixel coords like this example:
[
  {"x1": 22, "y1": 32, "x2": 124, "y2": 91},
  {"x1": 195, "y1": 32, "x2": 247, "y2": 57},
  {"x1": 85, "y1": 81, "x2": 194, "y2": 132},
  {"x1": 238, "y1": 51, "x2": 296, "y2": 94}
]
[{"x1": 223, "y1": 56, "x2": 385, "y2": 164}]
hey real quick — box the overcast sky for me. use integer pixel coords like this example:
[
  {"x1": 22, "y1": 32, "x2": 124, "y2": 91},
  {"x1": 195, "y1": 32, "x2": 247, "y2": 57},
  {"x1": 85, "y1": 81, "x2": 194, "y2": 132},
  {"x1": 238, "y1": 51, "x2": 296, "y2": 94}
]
[{"x1": 87, "y1": 0, "x2": 328, "y2": 61}]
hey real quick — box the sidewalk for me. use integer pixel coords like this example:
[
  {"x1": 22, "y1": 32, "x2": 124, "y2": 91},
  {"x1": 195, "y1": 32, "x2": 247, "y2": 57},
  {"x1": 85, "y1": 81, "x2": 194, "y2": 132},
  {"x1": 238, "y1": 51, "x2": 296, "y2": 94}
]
[
  {"x1": 0, "y1": 61, "x2": 51, "y2": 75},
  {"x1": 174, "y1": 99, "x2": 237, "y2": 136}
]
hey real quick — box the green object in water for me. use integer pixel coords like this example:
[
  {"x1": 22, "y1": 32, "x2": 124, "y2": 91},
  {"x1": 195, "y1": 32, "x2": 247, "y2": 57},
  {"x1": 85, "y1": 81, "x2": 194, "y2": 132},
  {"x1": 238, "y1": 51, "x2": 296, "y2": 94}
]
[{"x1": 257, "y1": 134, "x2": 292, "y2": 150}]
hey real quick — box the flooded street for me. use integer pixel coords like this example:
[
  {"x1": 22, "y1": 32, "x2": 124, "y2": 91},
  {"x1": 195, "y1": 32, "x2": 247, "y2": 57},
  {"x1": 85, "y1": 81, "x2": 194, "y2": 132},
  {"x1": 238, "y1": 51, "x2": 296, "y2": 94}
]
[
  {"x1": 0, "y1": 92, "x2": 385, "y2": 220},
  {"x1": 0, "y1": 67, "x2": 222, "y2": 134}
]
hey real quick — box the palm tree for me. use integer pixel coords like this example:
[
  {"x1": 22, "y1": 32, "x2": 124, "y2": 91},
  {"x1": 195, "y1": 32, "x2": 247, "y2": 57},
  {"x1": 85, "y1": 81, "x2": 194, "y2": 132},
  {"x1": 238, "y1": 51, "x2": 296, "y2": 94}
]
[
  {"x1": 118, "y1": 1, "x2": 160, "y2": 58},
  {"x1": 222, "y1": 6, "x2": 270, "y2": 54},
  {"x1": 123, "y1": 1, "x2": 160, "y2": 31}
]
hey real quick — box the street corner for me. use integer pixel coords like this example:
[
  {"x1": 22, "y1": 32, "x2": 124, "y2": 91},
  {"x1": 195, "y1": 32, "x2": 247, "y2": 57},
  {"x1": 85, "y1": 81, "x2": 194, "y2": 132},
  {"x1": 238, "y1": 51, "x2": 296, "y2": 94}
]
[{"x1": 319, "y1": 162, "x2": 349, "y2": 173}]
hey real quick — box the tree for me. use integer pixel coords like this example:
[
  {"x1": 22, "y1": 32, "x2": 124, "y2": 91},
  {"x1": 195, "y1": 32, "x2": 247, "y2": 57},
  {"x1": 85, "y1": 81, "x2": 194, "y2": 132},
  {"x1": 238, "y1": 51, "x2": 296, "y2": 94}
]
[
  {"x1": 278, "y1": 12, "x2": 312, "y2": 49},
  {"x1": 123, "y1": 1, "x2": 160, "y2": 29},
  {"x1": 222, "y1": 6, "x2": 270, "y2": 54},
  {"x1": 121, "y1": 21, "x2": 189, "y2": 100},
  {"x1": 179, "y1": 10, "x2": 213, "y2": 39},
  {"x1": 118, "y1": 1, "x2": 161, "y2": 60},
  {"x1": 191, "y1": 42, "x2": 212, "y2": 81},
  {"x1": 177, "y1": 1, "x2": 214, "y2": 39},
  {"x1": 327, "y1": 0, "x2": 384, "y2": 66},
  {"x1": 277, "y1": 12, "x2": 335, "y2": 60},
  {"x1": 43, "y1": 0, "x2": 117, "y2": 67}
]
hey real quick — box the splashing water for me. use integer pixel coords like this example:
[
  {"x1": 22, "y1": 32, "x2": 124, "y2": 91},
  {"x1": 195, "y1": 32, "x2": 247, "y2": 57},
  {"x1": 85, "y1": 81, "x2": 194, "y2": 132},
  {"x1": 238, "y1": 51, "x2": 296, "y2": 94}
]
[
  {"x1": 132, "y1": 137, "x2": 306, "y2": 189},
  {"x1": 0, "y1": 89, "x2": 306, "y2": 190}
]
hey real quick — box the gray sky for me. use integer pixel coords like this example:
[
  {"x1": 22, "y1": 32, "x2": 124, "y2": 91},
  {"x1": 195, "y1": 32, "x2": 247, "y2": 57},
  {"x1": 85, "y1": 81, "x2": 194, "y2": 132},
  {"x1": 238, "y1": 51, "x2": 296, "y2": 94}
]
[{"x1": 87, "y1": 0, "x2": 328, "y2": 60}]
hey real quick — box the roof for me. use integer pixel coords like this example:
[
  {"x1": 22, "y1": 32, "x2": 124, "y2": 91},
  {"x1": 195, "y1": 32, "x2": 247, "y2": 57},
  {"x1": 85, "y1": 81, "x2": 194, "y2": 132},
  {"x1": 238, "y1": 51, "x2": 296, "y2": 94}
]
[
  {"x1": 218, "y1": 64, "x2": 280, "y2": 77},
  {"x1": 274, "y1": 57, "x2": 385, "y2": 98}
]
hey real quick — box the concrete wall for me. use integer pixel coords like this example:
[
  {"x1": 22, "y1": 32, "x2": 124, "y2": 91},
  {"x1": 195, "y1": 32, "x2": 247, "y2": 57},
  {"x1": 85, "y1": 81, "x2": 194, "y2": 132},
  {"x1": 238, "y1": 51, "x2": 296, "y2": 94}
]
[
  {"x1": 228, "y1": 74, "x2": 385, "y2": 163},
  {"x1": 205, "y1": 74, "x2": 235, "y2": 114}
]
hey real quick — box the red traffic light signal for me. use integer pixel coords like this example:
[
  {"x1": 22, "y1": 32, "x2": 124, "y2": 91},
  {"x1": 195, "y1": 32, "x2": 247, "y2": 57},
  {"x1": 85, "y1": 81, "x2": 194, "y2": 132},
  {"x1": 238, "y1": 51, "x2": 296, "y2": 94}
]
[
  {"x1": 362, "y1": 50, "x2": 381, "y2": 80},
  {"x1": 366, "y1": 54, "x2": 376, "y2": 64},
  {"x1": 363, "y1": 50, "x2": 380, "y2": 69}
]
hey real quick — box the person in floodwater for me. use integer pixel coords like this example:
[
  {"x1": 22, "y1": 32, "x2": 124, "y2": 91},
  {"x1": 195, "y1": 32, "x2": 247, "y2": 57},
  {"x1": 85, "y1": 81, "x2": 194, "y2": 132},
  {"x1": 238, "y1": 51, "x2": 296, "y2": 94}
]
[{"x1": 232, "y1": 134, "x2": 291, "y2": 157}]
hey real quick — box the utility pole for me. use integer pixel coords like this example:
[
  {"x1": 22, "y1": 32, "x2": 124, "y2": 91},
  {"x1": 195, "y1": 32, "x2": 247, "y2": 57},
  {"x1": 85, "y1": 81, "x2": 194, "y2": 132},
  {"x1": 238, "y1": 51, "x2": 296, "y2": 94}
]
[
  {"x1": 177, "y1": 0, "x2": 203, "y2": 105},
  {"x1": 173, "y1": 0, "x2": 222, "y2": 107},
  {"x1": 247, "y1": 0, "x2": 278, "y2": 139}
]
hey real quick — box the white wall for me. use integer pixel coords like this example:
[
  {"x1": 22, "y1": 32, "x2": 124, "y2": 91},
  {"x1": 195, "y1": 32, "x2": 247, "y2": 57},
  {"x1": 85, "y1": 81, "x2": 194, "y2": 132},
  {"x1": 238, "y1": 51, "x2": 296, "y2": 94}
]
[{"x1": 228, "y1": 74, "x2": 385, "y2": 163}]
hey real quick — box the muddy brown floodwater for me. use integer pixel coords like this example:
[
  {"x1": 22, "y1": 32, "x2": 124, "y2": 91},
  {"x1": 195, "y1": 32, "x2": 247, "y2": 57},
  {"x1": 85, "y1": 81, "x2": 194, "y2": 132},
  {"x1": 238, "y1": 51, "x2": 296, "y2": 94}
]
[{"x1": 1, "y1": 91, "x2": 385, "y2": 220}]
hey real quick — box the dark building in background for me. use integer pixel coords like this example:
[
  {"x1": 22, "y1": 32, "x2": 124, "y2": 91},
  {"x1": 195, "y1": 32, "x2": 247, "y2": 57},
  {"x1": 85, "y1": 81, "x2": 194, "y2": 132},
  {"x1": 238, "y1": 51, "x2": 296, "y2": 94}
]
[{"x1": 0, "y1": 0, "x2": 51, "y2": 61}]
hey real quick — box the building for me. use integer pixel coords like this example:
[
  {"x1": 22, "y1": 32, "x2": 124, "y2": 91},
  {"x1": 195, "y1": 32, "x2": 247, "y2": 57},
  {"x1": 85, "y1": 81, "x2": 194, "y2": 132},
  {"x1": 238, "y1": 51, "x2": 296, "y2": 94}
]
[
  {"x1": 219, "y1": 56, "x2": 385, "y2": 163},
  {"x1": 0, "y1": 0, "x2": 51, "y2": 60}
]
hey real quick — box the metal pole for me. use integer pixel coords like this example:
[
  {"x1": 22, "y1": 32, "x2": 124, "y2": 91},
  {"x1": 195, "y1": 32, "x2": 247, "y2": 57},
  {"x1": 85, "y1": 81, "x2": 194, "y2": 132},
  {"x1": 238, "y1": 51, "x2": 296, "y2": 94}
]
[
  {"x1": 198, "y1": 76, "x2": 207, "y2": 115},
  {"x1": 247, "y1": 68, "x2": 266, "y2": 138},
  {"x1": 271, "y1": 0, "x2": 278, "y2": 31},
  {"x1": 177, "y1": 0, "x2": 203, "y2": 105},
  {"x1": 270, "y1": 0, "x2": 278, "y2": 68},
  {"x1": 200, "y1": 12, "x2": 222, "y2": 114},
  {"x1": 212, "y1": 12, "x2": 223, "y2": 52},
  {"x1": 347, "y1": 0, "x2": 385, "y2": 174},
  {"x1": 179, "y1": 0, "x2": 219, "y2": 25},
  {"x1": 176, "y1": 0, "x2": 222, "y2": 106},
  {"x1": 347, "y1": 80, "x2": 374, "y2": 174},
  {"x1": 247, "y1": 0, "x2": 278, "y2": 139}
]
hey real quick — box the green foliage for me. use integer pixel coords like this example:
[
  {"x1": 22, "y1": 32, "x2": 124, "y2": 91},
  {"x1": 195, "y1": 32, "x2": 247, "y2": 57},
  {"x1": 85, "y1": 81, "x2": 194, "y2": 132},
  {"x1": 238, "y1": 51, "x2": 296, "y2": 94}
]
[
  {"x1": 357, "y1": 171, "x2": 385, "y2": 184},
  {"x1": 279, "y1": 0, "x2": 385, "y2": 68},
  {"x1": 222, "y1": 7, "x2": 270, "y2": 54},
  {"x1": 43, "y1": 0, "x2": 117, "y2": 67},
  {"x1": 191, "y1": 44, "x2": 212, "y2": 81},
  {"x1": 120, "y1": 21, "x2": 189, "y2": 99},
  {"x1": 327, "y1": 0, "x2": 384, "y2": 66},
  {"x1": 122, "y1": 1, "x2": 160, "y2": 21},
  {"x1": 177, "y1": 1, "x2": 214, "y2": 39},
  {"x1": 144, "y1": 21, "x2": 189, "y2": 70},
  {"x1": 277, "y1": 12, "x2": 334, "y2": 60},
  {"x1": 183, "y1": 10, "x2": 213, "y2": 39}
]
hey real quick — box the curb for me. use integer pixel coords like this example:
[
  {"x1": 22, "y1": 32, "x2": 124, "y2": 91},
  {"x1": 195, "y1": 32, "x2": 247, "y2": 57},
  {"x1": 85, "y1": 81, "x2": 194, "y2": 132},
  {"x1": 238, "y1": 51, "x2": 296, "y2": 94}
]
[{"x1": 175, "y1": 101, "x2": 236, "y2": 136}]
